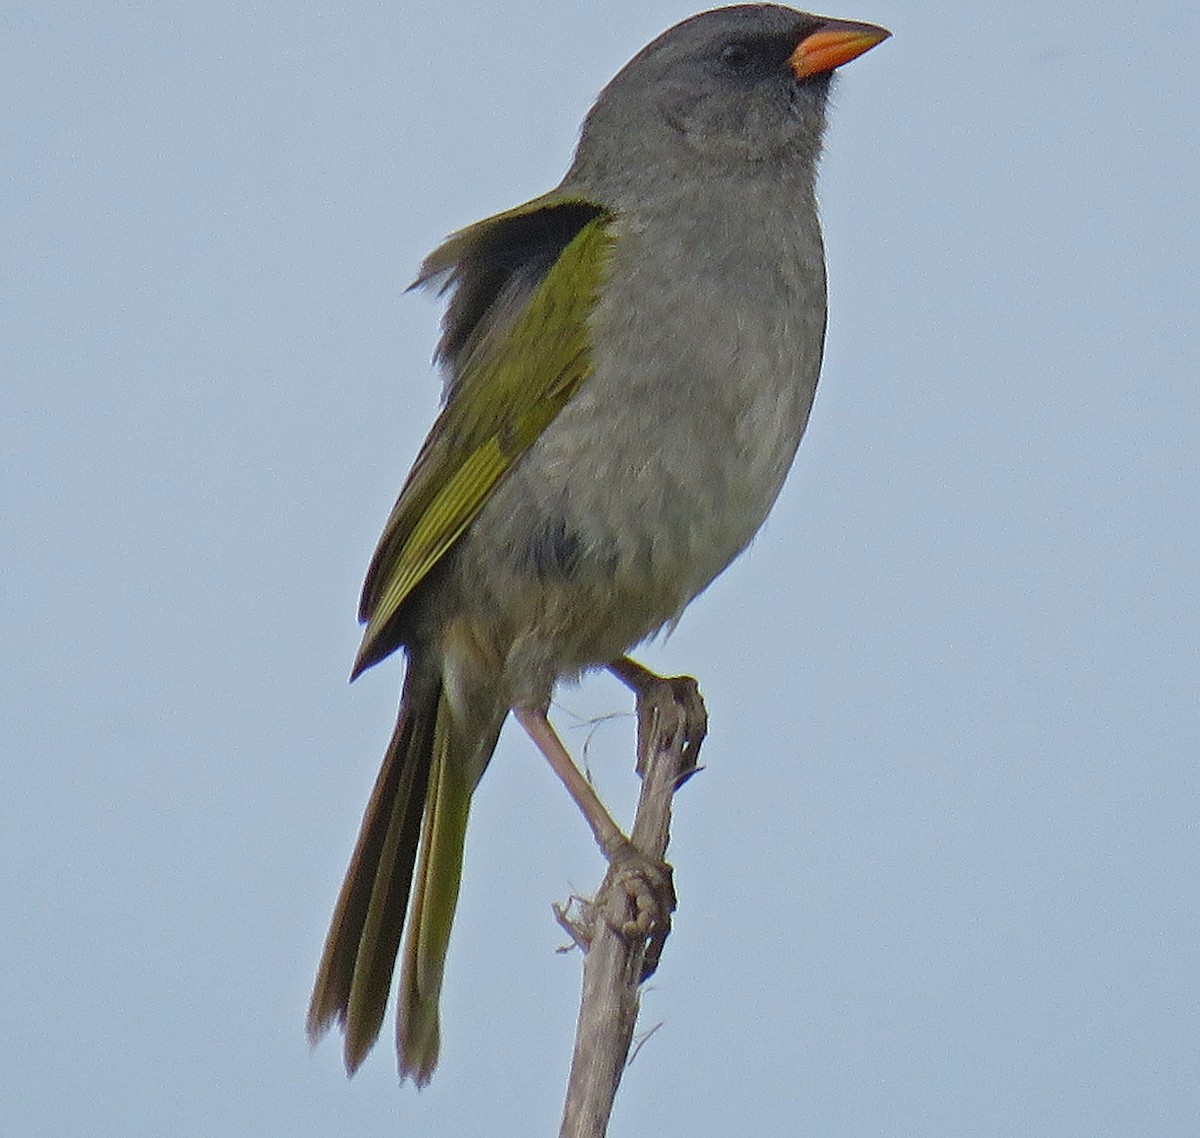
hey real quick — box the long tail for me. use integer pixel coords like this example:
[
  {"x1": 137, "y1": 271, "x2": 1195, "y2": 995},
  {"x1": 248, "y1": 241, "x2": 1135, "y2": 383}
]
[{"x1": 307, "y1": 656, "x2": 502, "y2": 1084}]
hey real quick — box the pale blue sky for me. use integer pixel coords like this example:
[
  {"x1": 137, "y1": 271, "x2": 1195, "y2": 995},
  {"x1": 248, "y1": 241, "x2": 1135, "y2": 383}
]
[{"x1": 3, "y1": 3, "x2": 1197, "y2": 1135}]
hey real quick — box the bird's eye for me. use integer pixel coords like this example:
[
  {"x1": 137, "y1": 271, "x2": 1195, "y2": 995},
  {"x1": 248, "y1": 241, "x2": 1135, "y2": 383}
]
[{"x1": 720, "y1": 43, "x2": 752, "y2": 71}]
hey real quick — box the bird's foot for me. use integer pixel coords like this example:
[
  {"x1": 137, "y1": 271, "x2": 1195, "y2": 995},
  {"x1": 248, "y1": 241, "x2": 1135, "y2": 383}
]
[
  {"x1": 553, "y1": 843, "x2": 673, "y2": 973},
  {"x1": 598, "y1": 837, "x2": 676, "y2": 979},
  {"x1": 602, "y1": 837, "x2": 675, "y2": 938},
  {"x1": 608, "y1": 658, "x2": 707, "y2": 781}
]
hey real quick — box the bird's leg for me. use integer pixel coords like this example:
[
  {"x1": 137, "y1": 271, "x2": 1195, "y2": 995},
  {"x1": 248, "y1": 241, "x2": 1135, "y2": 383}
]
[
  {"x1": 607, "y1": 655, "x2": 661, "y2": 695},
  {"x1": 513, "y1": 704, "x2": 674, "y2": 939},
  {"x1": 513, "y1": 705, "x2": 631, "y2": 860}
]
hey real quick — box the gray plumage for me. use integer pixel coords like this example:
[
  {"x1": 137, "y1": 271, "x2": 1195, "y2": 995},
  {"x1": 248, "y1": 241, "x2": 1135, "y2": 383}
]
[
  {"x1": 309, "y1": 3, "x2": 887, "y2": 1086},
  {"x1": 431, "y1": 5, "x2": 833, "y2": 712}
]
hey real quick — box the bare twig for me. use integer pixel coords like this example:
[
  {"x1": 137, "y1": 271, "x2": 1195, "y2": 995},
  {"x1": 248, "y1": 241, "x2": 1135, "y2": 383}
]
[{"x1": 557, "y1": 669, "x2": 707, "y2": 1138}]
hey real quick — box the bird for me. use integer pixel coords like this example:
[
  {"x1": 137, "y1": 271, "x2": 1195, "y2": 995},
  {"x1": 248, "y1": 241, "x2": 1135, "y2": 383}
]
[{"x1": 307, "y1": 4, "x2": 889, "y2": 1086}]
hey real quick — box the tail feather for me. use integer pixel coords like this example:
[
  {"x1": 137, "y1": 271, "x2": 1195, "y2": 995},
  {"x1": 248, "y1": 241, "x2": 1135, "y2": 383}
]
[
  {"x1": 396, "y1": 698, "x2": 501, "y2": 1085},
  {"x1": 308, "y1": 658, "x2": 504, "y2": 1082},
  {"x1": 307, "y1": 665, "x2": 438, "y2": 1074}
]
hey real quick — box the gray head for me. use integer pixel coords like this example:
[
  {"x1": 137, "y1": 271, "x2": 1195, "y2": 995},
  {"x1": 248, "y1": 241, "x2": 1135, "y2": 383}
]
[{"x1": 564, "y1": 5, "x2": 888, "y2": 201}]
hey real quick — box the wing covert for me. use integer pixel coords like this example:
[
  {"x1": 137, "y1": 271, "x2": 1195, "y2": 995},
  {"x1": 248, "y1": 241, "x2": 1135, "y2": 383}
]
[{"x1": 352, "y1": 204, "x2": 613, "y2": 677}]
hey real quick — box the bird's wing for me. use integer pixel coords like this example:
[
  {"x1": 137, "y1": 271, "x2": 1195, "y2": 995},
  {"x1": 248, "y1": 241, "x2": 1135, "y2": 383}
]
[{"x1": 352, "y1": 195, "x2": 613, "y2": 677}]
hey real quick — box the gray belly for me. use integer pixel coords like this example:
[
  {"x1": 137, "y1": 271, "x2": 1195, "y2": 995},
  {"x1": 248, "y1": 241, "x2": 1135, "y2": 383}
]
[
  {"x1": 448, "y1": 209, "x2": 827, "y2": 699},
  {"x1": 454, "y1": 349, "x2": 820, "y2": 694}
]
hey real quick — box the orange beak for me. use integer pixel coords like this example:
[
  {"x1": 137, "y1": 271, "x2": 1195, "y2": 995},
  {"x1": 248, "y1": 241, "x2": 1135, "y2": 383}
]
[{"x1": 789, "y1": 18, "x2": 891, "y2": 79}]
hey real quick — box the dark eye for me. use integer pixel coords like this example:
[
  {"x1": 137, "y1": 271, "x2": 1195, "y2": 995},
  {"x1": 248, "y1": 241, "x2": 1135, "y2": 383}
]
[{"x1": 720, "y1": 42, "x2": 752, "y2": 71}]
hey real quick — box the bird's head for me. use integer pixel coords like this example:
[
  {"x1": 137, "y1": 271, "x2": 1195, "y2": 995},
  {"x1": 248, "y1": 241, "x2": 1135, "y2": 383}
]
[{"x1": 567, "y1": 5, "x2": 889, "y2": 194}]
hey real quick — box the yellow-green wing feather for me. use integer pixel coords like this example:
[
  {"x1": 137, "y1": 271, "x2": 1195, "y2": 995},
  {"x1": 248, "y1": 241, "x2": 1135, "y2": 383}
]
[
  {"x1": 353, "y1": 207, "x2": 612, "y2": 675},
  {"x1": 363, "y1": 438, "x2": 510, "y2": 642}
]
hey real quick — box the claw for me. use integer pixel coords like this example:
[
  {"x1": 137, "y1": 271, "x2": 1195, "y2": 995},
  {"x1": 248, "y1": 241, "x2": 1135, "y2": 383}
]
[{"x1": 599, "y1": 843, "x2": 676, "y2": 980}]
